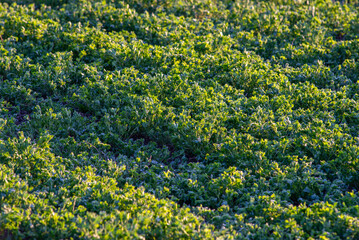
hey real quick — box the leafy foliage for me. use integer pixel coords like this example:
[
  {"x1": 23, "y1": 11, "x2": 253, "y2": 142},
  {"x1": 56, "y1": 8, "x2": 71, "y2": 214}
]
[{"x1": 0, "y1": 0, "x2": 359, "y2": 239}]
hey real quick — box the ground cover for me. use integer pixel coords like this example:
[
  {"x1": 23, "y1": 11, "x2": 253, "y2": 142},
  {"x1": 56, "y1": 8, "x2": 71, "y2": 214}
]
[{"x1": 0, "y1": 0, "x2": 359, "y2": 239}]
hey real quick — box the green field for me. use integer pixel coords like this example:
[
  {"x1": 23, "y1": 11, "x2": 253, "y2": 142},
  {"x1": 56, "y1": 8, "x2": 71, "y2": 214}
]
[{"x1": 0, "y1": 0, "x2": 359, "y2": 239}]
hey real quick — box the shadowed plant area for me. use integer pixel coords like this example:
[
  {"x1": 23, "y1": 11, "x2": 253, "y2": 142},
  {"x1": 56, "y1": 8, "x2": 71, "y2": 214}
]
[{"x1": 0, "y1": 0, "x2": 359, "y2": 239}]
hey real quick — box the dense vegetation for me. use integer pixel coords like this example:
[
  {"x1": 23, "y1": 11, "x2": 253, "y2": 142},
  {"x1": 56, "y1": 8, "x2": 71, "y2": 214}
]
[{"x1": 0, "y1": 0, "x2": 359, "y2": 239}]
